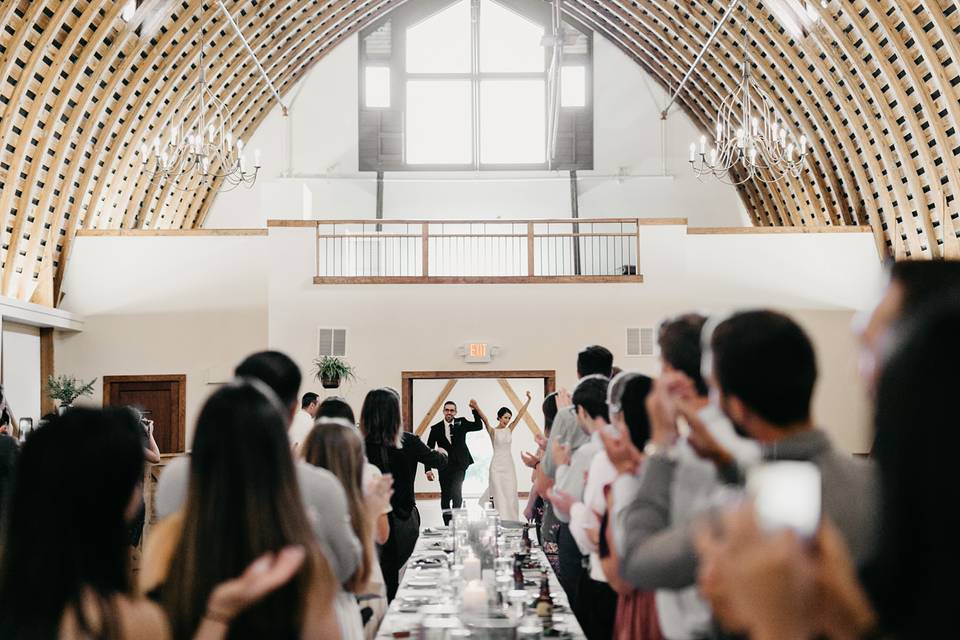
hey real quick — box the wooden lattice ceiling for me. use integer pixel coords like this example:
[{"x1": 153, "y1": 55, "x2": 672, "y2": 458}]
[{"x1": 1, "y1": 0, "x2": 959, "y2": 303}]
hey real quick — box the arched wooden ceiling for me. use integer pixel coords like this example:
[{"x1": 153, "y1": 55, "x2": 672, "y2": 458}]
[{"x1": 1, "y1": 0, "x2": 959, "y2": 302}]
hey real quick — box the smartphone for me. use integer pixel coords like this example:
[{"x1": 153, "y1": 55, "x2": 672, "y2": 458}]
[{"x1": 746, "y1": 461, "x2": 821, "y2": 539}]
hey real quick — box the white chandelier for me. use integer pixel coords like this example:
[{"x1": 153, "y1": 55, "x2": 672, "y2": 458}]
[
  {"x1": 139, "y1": 31, "x2": 259, "y2": 191},
  {"x1": 689, "y1": 52, "x2": 809, "y2": 185}
]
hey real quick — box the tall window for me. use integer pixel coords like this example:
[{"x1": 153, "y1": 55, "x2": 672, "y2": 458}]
[{"x1": 359, "y1": 0, "x2": 592, "y2": 171}]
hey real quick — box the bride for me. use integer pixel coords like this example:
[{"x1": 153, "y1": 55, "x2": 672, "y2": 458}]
[{"x1": 472, "y1": 392, "x2": 532, "y2": 522}]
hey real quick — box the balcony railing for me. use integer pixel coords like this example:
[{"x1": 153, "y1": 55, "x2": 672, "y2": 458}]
[{"x1": 313, "y1": 218, "x2": 643, "y2": 284}]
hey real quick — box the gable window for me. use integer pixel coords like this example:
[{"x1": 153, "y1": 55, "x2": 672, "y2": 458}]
[{"x1": 359, "y1": 0, "x2": 592, "y2": 171}]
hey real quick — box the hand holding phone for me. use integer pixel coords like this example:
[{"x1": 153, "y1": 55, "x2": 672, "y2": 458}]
[{"x1": 747, "y1": 461, "x2": 821, "y2": 539}]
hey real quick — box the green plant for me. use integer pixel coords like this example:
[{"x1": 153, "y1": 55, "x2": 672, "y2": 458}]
[
  {"x1": 45, "y1": 374, "x2": 97, "y2": 406},
  {"x1": 312, "y1": 356, "x2": 356, "y2": 385}
]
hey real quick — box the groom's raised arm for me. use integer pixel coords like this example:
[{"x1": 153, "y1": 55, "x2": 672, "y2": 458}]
[{"x1": 464, "y1": 410, "x2": 484, "y2": 432}]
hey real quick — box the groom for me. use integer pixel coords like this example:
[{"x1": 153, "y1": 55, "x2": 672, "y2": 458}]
[{"x1": 425, "y1": 399, "x2": 483, "y2": 525}]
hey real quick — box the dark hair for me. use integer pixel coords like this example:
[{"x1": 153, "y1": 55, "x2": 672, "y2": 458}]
[
  {"x1": 0, "y1": 434, "x2": 18, "y2": 526},
  {"x1": 865, "y1": 299, "x2": 960, "y2": 637},
  {"x1": 497, "y1": 407, "x2": 512, "y2": 420},
  {"x1": 710, "y1": 311, "x2": 816, "y2": 427},
  {"x1": 620, "y1": 375, "x2": 654, "y2": 449},
  {"x1": 0, "y1": 408, "x2": 144, "y2": 639},
  {"x1": 443, "y1": 401, "x2": 457, "y2": 410},
  {"x1": 577, "y1": 345, "x2": 614, "y2": 378},
  {"x1": 301, "y1": 422, "x2": 370, "y2": 592},
  {"x1": 317, "y1": 397, "x2": 355, "y2": 424},
  {"x1": 542, "y1": 393, "x2": 558, "y2": 434},
  {"x1": 572, "y1": 376, "x2": 610, "y2": 420},
  {"x1": 658, "y1": 313, "x2": 709, "y2": 396},
  {"x1": 360, "y1": 389, "x2": 402, "y2": 447},
  {"x1": 889, "y1": 260, "x2": 960, "y2": 309},
  {"x1": 301, "y1": 392, "x2": 319, "y2": 409},
  {"x1": 163, "y1": 380, "x2": 331, "y2": 640},
  {"x1": 234, "y1": 350, "x2": 302, "y2": 410}
]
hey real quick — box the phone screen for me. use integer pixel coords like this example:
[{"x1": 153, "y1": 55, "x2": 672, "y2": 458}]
[{"x1": 746, "y1": 461, "x2": 821, "y2": 539}]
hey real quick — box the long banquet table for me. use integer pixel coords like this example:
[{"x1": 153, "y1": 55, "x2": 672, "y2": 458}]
[{"x1": 376, "y1": 525, "x2": 586, "y2": 638}]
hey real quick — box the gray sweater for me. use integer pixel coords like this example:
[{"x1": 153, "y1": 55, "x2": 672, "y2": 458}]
[
  {"x1": 613, "y1": 429, "x2": 878, "y2": 593},
  {"x1": 156, "y1": 455, "x2": 362, "y2": 585}
]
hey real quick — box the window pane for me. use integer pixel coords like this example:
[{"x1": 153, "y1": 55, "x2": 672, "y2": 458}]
[
  {"x1": 365, "y1": 67, "x2": 391, "y2": 108},
  {"x1": 406, "y1": 0, "x2": 471, "y2": 73},
  {"x1": 479, "y1": 0, "x2": 545, "y2": 72},
  {"x1": 480, "y1": 79, "x2": 545, "y2": 164},
  {"x1": 561, "y1": 66, "x2": 586, "y2": 107},
  {"x1": 406, "y1": 80, "x2": 472, "y2": 164}
]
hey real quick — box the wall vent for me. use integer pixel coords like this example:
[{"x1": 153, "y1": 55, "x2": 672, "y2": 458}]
[
  {"x1": 626, "y1": 327, "x2": 656, "y2": 357},
  {"x1": 318, "y1": 328, "x2": 347, "y2": 357}
]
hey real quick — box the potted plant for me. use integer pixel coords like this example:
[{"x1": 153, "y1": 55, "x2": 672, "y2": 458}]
[
  {"x1": 313, "y1": 356, "x2": 356, "y2": 389},
  {"x1": 45, "y1": 374, "x2": 97, "y2": 412}
]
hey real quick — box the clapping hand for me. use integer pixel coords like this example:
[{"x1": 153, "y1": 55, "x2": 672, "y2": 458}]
[
  {"x1": 367, "y1": 474, "x2": 394, "y2": 515},
  {"x1": 599, "y1": 419, "x2": 642, "y2": 475},
  {"x1": 546, "y1": 487, "x2": 576, "y2": 515},
  {"x1": 468, "y1": 399, "x2": 479, "y2": 411},
  {"x1": 678, "y1": 401, "x2": 734, "y2": 468},
  {"x1": 425, "y1": 470, "x2": 435, "y2": 482},
  {"x1": 534, "y1": 433, "x2": 547, "y2": 451},
  {"x1": 521, "y1": 450, "x2": 540, "y2": 468}
]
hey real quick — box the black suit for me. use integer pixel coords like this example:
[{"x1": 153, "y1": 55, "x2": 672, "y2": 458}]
[{"x1": 425, "y1": 410, "x2": 483, "y2": 524}]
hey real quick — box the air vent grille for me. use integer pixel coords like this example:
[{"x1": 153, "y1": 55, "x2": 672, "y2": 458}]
[{"x1": 318, "y1": 328, "x2": 347, "y2": 357}]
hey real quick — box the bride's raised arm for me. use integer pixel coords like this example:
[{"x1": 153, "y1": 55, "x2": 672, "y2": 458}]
[
  {"x1": 469, "y1": 399, "x2": 491, "y2": 433},
  {"x1": 508, "y1": 391, "x2": 533, "y2": 431}
]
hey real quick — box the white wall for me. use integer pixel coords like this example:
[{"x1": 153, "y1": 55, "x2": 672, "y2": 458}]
[
  {"x1": 55, "y1": 225, "x2": 880, "y2": 451},
  {"x1": 56, "y1": 235, "x2": 270, "y2": 437},
  {"x1": 204, "y1": 35, "x2": 748, "y2": 228},
  {"x1": 267, "y1": 225, "x2": 881, "y2": 454},
  {"x1": 2, "y1": 321, "x2": 41, "y2": 425}
]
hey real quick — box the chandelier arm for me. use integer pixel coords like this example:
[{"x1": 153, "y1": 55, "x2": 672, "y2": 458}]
[
  {"x1": 216, "y1": 0, "x2": 289, "y2": 117},
  {"x1": 662, "y1": 0, "x2": 740, "y2": 118}
]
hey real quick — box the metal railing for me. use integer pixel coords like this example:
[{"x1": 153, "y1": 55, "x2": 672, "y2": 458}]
[{"x1": 313, "y1": 218, "x2": 643, "y2": 284}]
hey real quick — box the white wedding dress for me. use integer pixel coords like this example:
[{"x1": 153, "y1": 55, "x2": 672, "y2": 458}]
[{"x1": 479, "y1": 427, "x2": 519, "y2": 521}]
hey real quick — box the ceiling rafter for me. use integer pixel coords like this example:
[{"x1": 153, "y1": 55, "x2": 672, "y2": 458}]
[{"x1": 1, "y1": 0, "x2": 958, "y2": 303}]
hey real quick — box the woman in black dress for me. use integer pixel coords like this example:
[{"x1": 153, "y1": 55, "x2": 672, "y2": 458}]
[{"x1": 359, "y1": 388, "x2": 447, "y2": 601}]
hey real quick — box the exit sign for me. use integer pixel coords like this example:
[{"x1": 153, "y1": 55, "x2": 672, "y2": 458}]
[{"x1": 464, "y1": 342, "x2": 491, "y2": 363}]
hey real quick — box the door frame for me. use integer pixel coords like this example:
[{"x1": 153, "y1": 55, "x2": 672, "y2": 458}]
[
  {"x1": 400, "y1": 369, "x2": 556, "y2": 435},
  {"x1": 102, "y1": 374, "x2": 187, "y2": 452}
]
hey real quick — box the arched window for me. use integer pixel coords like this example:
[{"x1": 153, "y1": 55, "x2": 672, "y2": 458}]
[{"x1": 360, "y1": 0, "x2": 592, "y2": 170}]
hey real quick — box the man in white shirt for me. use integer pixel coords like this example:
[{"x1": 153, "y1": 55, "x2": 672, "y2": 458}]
[
  {"x1": 548, "y1": 375, "x2": 616, "y2": 638},
  {"x1": 289, "y1": 391, "x2": 320, "y2": 453}
]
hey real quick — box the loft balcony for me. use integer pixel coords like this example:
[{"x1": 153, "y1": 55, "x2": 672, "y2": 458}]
[{"x1": 302, "y1": 218, "x2": 644, "y2": 284}]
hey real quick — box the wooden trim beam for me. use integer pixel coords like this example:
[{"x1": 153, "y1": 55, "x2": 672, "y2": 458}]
[{"x1": 313, "y1": 276, "x2": 644, "y2": 284}]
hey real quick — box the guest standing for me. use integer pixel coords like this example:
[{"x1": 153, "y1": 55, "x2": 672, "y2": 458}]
[
  {"x1": 0, "y1": 408, "x2": 169, "y2": 639},
  {"x1": 141, "y1": 380, "x2": 340, "y2": 640},
  {"x1": 289, "y1": 391, "x2": 320, "y2": 453},
  {"x1": 360, "y1": 389, "x2": 447, "y2": 601},
  {"x1": 303, "y1": 420, "x2": 393, "y2": 639}
]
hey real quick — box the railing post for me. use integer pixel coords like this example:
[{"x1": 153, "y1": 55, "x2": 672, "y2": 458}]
[
  {"x1": 316, "y1": 222, "x2": 321, "y2": 279},
  {"x1": 422, "y1": 223, "x2": 430, "y2": 278},
  {"x1": 527, "y1": 222, "x2": 535, "y2": 277},
  {"x1": 635, "y1": 219, "x2": 641, "y2": 277}
]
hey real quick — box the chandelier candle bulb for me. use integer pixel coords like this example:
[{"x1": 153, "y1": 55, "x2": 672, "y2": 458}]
[
  {"x1": 689, "y1": 143, "x2": 696, "y2": 163},
  {"x1": 699, "y1": 135, "x2": 707, "y2": 154},
  {"x1": 254, "y1": 149, "x2": 262, "y2": 168}
]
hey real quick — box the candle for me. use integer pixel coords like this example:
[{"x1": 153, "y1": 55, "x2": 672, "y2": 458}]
[
  {"x1": 463, "y1": 553, "x2": 482, "y2": 581},
  {"x1": 462, "y1": 580, "x2": 487, "y2": 614},
  {"x1": 689, "y1": 143, "x2": 696, "y2": 163}
]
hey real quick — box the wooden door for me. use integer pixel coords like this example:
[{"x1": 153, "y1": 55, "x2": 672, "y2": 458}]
[{"x1": 103, "y1": 375, "x2": 186, "y2": 453}]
